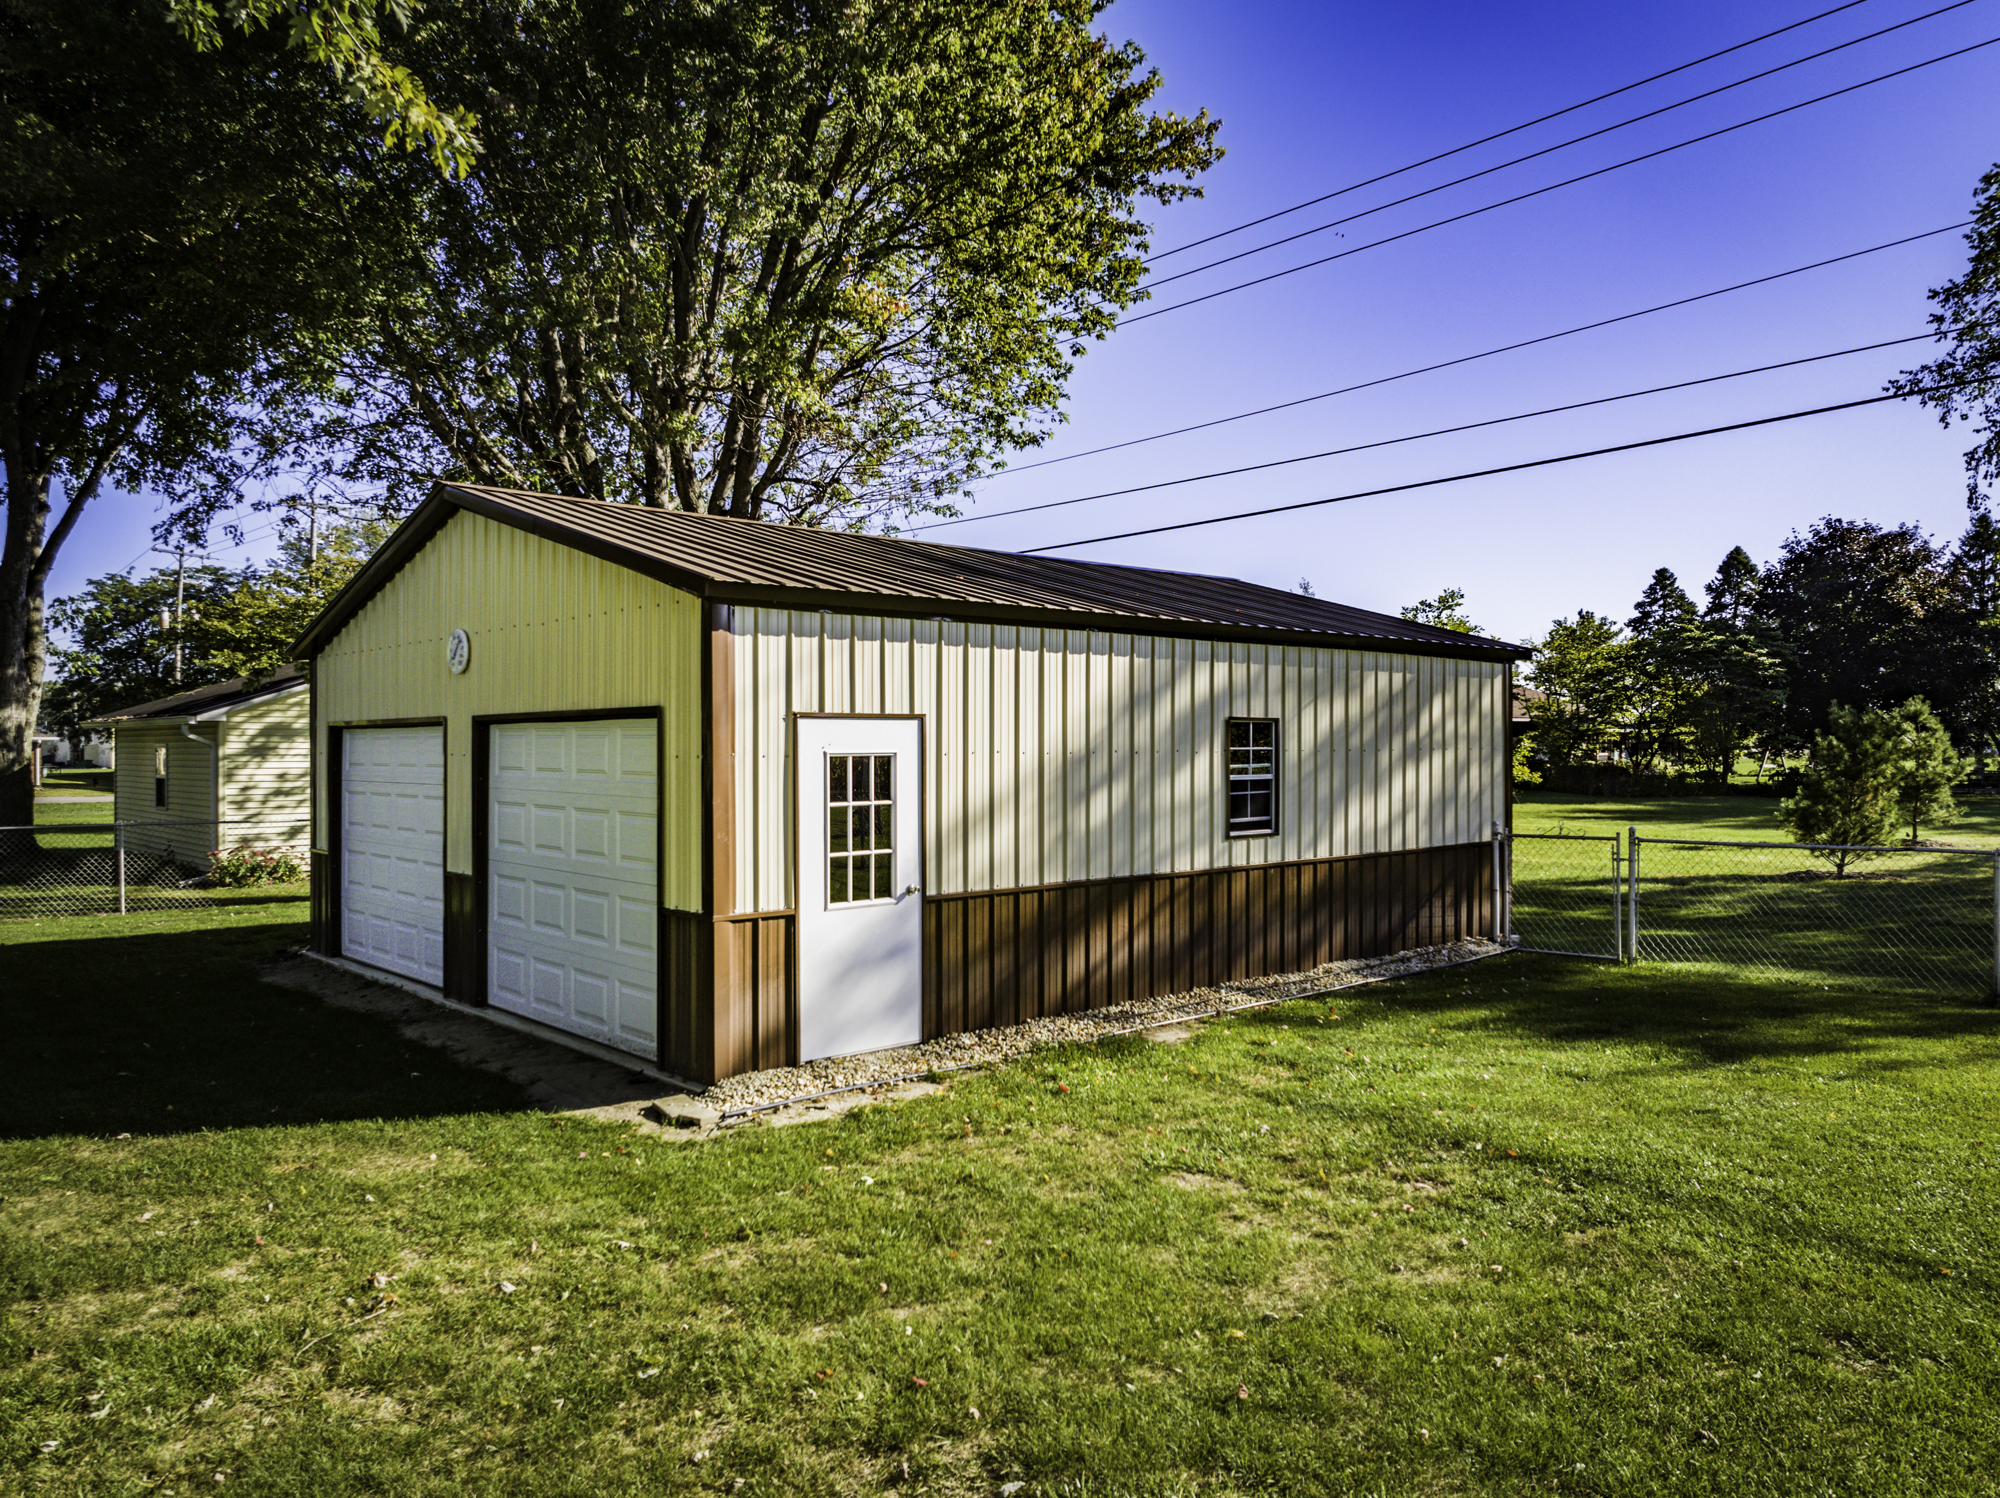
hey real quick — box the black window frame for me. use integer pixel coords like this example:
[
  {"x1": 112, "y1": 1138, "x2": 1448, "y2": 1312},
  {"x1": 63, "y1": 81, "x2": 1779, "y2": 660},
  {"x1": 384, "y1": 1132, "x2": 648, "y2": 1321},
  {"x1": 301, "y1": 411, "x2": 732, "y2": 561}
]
[
  {"x1": 153, "y1": 744, "x2": 169, "y2": 808},
  {"x1": 1225, "y1": 718, "x2": 1279, "y2": 838}
]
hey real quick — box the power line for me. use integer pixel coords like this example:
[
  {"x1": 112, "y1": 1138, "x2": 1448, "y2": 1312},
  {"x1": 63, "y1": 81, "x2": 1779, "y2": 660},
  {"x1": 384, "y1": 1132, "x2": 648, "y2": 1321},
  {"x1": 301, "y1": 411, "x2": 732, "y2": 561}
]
[
  {"x1": 918, "y1": 331, "x2": 1952, "y2": 532},
  {"x1": 1120, "y1": 33, "x2": 2000, "y2": 327},
  {"x1": 1019, "y1": 384, "x2": 1972, "y2": 554},
  {"x1": 1147, "y1": 0, "x2": 1884, "y2": 263},
  {"x1": 990, "y1": 223, "x2": 1967, "y2": 478},
  {"x1": 1143, "y1": 0, "x2": 1983, "y2": 296}
]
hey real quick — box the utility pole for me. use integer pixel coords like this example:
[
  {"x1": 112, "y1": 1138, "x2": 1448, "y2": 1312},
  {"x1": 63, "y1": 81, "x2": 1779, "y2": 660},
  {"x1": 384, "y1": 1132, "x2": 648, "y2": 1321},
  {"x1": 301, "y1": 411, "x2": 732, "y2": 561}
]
[
  {"x1": 307, "y1": 492, "x2": 319, "y2": 569},
  {"x1": 172, "y1": 549, "x2": 185, "y2": 684},
  {"x1": 149, "y1": 547, "x2": 188, "y2": 683}
]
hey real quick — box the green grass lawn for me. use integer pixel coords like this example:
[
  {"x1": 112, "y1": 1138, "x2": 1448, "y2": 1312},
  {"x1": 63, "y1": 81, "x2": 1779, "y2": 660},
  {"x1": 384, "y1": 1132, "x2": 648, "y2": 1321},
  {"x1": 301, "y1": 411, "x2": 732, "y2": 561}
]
[
  {"x1": 1516, "y1": 790, "x2": 2000, "y2": 846},
  {"x1": 5, "y1": 903, "x2": 1999, "y2": 1495},
  {"x1": 34, "y1": 770, "x2": 114, "y2": 799},
  {"x1": 1510, "y1": 794, "x2": 2000, "y2": 992}
]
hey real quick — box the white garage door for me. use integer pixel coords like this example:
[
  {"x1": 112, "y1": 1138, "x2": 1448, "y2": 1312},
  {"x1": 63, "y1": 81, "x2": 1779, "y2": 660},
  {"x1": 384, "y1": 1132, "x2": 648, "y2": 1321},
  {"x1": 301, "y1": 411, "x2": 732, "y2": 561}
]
[
  {"x1": 488, "y1": 719, "x2": 658, "y2": 1056},
  {"x1": 341, "y1": 726, "x2": 445, "y2": 986}
]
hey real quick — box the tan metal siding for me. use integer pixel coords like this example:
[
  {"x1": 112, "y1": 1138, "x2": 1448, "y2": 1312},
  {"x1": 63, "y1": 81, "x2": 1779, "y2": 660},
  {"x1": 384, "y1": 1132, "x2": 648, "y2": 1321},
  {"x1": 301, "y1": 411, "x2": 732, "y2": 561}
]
[
  {"x1": 217, "y1": 689, "x2": 310, "y2": 847},
  {"x1": 732, "y1": 608, "x2": 1508, "y2": 913},
  {"x1": 312, "y1": 511, "x2": 704, "y2": 910}
]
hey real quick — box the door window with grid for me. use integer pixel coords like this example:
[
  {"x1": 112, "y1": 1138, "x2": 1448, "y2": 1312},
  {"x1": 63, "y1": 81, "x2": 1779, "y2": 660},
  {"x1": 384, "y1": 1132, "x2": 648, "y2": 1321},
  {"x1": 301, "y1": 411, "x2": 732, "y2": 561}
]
[
  {"x1": 1226, "y1": 719, "x2": 1277, "y2": 836},
  {"x1": 827, "y1": 753, "x2": 897, "y2": 903}
]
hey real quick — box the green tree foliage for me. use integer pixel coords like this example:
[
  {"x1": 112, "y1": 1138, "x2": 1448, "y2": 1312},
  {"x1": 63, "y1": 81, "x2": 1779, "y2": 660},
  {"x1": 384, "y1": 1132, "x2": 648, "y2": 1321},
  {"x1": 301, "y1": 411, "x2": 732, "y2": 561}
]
[
  {"x1": 1948, "y1": 499, "x2": 2000, "y2": 773},
  {"x1": 166, "y1": 0, "x2": 478, "y2": 173},
  {"x1": 42, "y1": 518, "x2": 386, "y2": 740},
  {"x1": 1756, "y1": 518, "x2": 1976, "y2": 748},
  {"x1": 1886, "y1": 696, "x2": 1967, "y2": 842},
  {"x1": 280, "y1": 0, "x2": 1222, "y2": 529},
  {"x1": 40, "y1": 564, "x2": 250, "y2": 742},
  {"x1": 1777, "y1": 703, "x2": 1903, "y2": 876},
  {"x1": 1524, "y1": 612, "x2": 1633, "y2": 771},
  {"x1": 1702, "y1": 545, "x2": 1762, "y2": 628},
  {"x1": 1400, "y1": 588, "x2": 1476, "y2": 634},
  {"x1": 1888, "y1": 162, "x2": 2000, "y2": 502},
  {"x1": 0, "y1": 0, "x2": 398, "y2": 822},
  {"x1": 194, "y1": 518, "x2": 391, "y2": 679},
  {"x1": 1623, "y1": 569, "x2": 1700, "y2": 771}
]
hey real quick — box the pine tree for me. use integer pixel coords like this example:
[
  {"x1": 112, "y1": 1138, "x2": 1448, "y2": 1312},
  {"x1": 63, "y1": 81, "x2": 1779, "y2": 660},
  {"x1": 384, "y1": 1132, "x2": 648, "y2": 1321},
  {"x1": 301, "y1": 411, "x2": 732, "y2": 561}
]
[
  {"x1": 1627, "y1": 568, "x2": 1698, "y2": 637},
  {"x1": 1887, "y1": 696, "x2": 1967, "y2": 842},
  {"x1": 1702, "y1": 547, "x2": 1762, "y2": 628},
  {"x1": 1777, "y1": 704, "x2": 1902, "y2": 875}
]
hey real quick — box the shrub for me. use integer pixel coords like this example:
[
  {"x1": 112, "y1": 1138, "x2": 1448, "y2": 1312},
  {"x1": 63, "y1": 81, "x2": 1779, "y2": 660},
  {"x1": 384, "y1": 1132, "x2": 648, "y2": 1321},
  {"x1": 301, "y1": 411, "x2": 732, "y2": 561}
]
[{"x1": 208, "y1": 844, "x2": 306, "y2": 887}]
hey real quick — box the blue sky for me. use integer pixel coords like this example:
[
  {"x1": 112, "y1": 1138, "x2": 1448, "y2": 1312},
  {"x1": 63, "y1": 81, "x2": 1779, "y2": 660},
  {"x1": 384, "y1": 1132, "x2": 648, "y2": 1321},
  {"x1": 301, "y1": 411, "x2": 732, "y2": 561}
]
[{"x1": 49, "y1": 0, "x2": 2000, "y2": 648}]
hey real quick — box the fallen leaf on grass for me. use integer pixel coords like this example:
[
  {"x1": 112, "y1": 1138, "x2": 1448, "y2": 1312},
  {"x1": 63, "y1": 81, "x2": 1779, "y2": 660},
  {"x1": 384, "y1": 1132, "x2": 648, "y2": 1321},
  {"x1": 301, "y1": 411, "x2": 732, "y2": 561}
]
[
  {"x1": 1236, "y1": 1385, "x2": 1249, "y2": 1400},
  {"x1": 499, "y1": 1282, "x2": 517, "y2": 1295},
  {"x1": 637, "y1": 1368, "x2": 661, "y2": 1379},
  {"x1": 192, "y1": 1395, "x2": 216, "y2": 1413},
  {"x1": 910, "y1": 1377, "x2": 929, "y2": 1386},
  {"x1": 136, "y1": 1212, "x2": 153, "y2": 1223}
]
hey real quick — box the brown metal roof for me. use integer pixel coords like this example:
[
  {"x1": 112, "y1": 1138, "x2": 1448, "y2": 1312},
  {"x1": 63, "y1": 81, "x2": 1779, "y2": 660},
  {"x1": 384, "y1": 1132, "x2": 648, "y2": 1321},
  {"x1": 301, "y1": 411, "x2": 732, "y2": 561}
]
[
  {"x1": 85, "y1": 664, "x2": 305, "y2": 725},
  {"x1": 295, "y1": 484, "x2": 1530, "y2": 662}
]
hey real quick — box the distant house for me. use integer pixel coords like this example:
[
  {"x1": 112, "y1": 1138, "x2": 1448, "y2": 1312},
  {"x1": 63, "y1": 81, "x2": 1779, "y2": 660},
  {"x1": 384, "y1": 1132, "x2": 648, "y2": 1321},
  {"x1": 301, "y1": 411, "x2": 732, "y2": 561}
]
[{"x1": 85, "y1": 667, "x2": 309, "y2": 867}]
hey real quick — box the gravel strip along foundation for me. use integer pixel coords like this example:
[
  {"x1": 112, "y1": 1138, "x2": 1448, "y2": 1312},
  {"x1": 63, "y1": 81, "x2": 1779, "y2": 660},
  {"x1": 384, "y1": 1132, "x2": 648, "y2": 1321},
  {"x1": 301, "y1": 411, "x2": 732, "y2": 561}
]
[{"x1": 702, "y1": 937, "x2": 1511, "y2": 1119}]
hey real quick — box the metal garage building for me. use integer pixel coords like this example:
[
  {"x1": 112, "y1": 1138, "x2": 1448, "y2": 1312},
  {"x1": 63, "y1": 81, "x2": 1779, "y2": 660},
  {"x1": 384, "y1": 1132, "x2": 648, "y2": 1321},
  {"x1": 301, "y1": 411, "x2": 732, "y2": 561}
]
[{"x1": 297, "y1": 483, "x2": 1527, "y2": 1085}]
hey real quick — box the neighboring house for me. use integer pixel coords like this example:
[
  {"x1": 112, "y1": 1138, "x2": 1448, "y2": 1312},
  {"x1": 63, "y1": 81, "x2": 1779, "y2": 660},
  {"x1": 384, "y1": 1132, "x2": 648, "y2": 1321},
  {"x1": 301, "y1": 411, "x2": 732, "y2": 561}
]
[
  {"x1": 295, "y1": 483, "x2": 1529, "y2": 1085},
  {"x1": 85, "y1": 667, "x2": 310, "y2": 867}
]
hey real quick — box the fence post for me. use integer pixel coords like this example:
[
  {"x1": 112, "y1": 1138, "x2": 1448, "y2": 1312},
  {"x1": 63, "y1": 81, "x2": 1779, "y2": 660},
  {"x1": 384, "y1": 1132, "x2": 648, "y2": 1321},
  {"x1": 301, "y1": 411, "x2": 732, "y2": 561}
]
[
  {"x1": 1991, "y1": 852, "x2": 1999, "y2": 1003},
  {"x1": 1612, "y1": 833, "x2": 1624, "y2": 963},
  {"x1": 114, "y1": 821, "x2": 127, "y2": 916},
  {"x1": 1492, "y1": 821, "x2": 1502, "y2": 942},
  {"x1": 1627, "y1": 827, "x2": 1640, "y2": 964}
]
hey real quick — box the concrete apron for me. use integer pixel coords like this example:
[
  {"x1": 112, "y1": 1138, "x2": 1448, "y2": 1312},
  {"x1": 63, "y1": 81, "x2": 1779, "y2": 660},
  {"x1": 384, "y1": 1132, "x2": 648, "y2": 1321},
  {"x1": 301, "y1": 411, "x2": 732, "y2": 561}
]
[{"x1": 262, "y1": 953, "x2": 939, "y2": 1138}]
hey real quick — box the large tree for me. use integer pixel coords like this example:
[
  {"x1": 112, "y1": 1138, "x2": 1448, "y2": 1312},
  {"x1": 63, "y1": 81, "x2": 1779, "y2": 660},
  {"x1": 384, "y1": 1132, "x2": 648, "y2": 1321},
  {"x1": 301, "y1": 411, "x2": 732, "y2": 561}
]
[
  {"x1": 1524, "y1": 611, "x2": 1633, "y2": 772},
  {"x1": 0, "y1": 2, "x2": 393, "y2": 824},
  {"x1": 281, "y1": 0, "x2": 1221, "y2": 525},
  {"x1": 1890, "y1": 162, "x2": 2000, "y2": 500},
  {"x1": 1756, "y1": 518, "x2": 1976, "y2": 747}
]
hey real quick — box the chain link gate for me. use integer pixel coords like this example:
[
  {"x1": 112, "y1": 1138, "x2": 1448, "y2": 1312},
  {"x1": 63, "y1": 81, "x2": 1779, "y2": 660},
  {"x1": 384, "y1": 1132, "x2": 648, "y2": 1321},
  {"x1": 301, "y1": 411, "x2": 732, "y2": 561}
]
[
  {"x1": 1500, "y1": 826, "x2": 1623, "y2": 960},
  {"x1": 1499, "y1": 824, "x2": 2000, "y2": 998}
]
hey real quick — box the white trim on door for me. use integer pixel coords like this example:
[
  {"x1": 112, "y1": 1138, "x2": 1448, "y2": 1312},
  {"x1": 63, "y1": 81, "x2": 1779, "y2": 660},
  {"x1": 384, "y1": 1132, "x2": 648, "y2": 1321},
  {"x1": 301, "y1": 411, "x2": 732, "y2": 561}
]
[{"x1": 795, "y1": 716, "x2": 923, "y2": 1062}]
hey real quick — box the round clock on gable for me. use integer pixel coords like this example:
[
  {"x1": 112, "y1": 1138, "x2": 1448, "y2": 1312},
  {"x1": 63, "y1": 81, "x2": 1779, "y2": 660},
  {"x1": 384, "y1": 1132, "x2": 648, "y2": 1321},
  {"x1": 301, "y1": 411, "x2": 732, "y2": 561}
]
[{"x1": 446, "y1": 628, "x2": 471, "y2": 674}]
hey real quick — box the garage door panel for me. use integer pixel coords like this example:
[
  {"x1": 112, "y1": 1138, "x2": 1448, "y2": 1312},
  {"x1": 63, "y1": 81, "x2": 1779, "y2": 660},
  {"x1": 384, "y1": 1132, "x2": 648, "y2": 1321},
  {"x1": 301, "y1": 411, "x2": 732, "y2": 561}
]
[
  {"x1": 617, "y1": 896, "x2": 655, "y2": 955},
  {"x1": 488, "y1": 718, "x2": 658, "y2": 1057},
  {"x1": 341, "y1": 727, "x2": 444, "y2": 987}
]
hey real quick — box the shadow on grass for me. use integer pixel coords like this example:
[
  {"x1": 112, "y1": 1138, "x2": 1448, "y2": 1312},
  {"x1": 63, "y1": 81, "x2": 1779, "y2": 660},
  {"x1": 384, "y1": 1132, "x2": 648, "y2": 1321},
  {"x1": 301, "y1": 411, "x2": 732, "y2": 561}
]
[
  {"x1": 0, "y1": 913, "x2": 529, "y2": 1140},
  {"x1": 1372, "y1": 951, "x2": 2000, "y2": 1071}
]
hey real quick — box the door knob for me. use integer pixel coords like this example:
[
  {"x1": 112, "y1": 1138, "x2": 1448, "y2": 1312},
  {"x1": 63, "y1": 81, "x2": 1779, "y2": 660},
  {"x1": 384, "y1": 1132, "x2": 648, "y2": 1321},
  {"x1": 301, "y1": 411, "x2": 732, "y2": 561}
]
[{"x1": 902, "y1": 884, "x2": 920, "y2": 897}]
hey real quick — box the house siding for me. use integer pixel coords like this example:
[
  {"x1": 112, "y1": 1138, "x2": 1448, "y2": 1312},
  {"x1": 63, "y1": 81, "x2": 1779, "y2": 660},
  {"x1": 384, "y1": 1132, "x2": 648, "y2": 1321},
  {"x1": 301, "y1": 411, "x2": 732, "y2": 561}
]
[
  {"x1": 217, "y1": 688, "x2": 311, "y2": 847},
  {"x1": 729, "y1": 607, "x2": 1508, "y2": 914},
  {"x1": 112, "y1": 722, "x2": 220, "y2": 867},
  {"x1": 311, "y1": 510, "x2": 704, "y2": 911}
]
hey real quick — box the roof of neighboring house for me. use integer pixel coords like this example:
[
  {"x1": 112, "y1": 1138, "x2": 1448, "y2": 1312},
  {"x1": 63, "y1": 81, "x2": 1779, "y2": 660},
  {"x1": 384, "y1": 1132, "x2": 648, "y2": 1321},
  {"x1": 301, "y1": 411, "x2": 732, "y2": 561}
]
[
  {"x1": 295, "y1": 483, "x2": 1532, "y2": 663},
  {"x1": 85, "y1": 665, "x2": 306, "y2": 726}
]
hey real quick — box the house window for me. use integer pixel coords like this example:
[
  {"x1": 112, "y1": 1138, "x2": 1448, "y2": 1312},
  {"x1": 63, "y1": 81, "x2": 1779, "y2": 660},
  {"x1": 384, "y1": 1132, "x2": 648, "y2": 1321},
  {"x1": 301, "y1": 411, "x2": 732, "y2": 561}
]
[
  {"x1": 827, "y1": 753, "x2": 895, "y2": 903},
  {"x1": 1226, "y1": 719, "x2": 1277, "y2": 836},
  {"x1": 153, "y1": 745, "x2": 169, "y2": 808}
]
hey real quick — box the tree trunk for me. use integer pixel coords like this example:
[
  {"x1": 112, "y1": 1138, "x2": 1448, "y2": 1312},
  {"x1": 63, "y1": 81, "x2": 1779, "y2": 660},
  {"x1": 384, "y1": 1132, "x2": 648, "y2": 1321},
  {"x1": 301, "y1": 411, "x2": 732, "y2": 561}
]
[{"x1": 0, "y1": 522, "x2": 48, "y2": 829}]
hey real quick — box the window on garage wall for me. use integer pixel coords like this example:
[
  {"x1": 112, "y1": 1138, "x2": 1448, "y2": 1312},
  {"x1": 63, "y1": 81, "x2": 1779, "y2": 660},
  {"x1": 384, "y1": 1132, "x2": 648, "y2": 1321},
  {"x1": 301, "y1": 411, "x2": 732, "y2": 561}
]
[{"x1": 1225, "y1": 719, "x2": 1277, "y2": 836}]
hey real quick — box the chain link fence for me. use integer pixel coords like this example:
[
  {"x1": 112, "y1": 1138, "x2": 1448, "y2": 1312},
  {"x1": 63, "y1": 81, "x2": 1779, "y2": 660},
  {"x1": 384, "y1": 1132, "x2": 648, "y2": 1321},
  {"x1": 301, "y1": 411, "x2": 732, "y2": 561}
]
[
  {"x1": 1502, "y1": 825, "x2": 2000, "y2": 997},
  {"x1": 1506, "y1": 831, "x2": 1623, "y2": 960},
  {"x1": 0, "y1": 820, "x2": 308, "y2": 921}
]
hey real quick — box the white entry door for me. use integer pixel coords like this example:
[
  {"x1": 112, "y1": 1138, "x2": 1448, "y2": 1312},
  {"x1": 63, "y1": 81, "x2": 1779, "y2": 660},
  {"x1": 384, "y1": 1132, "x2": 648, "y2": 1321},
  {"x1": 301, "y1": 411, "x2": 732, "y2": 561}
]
[
  {"x1": 487, "y1": 718, "x2": 659, "y2": 1056},
  {"x1": 341, "y1": 726, "x2": 445, "y2": 985},
  {"x1": 796, "y1": 717, "x2": 923, "y2": 1061}
]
